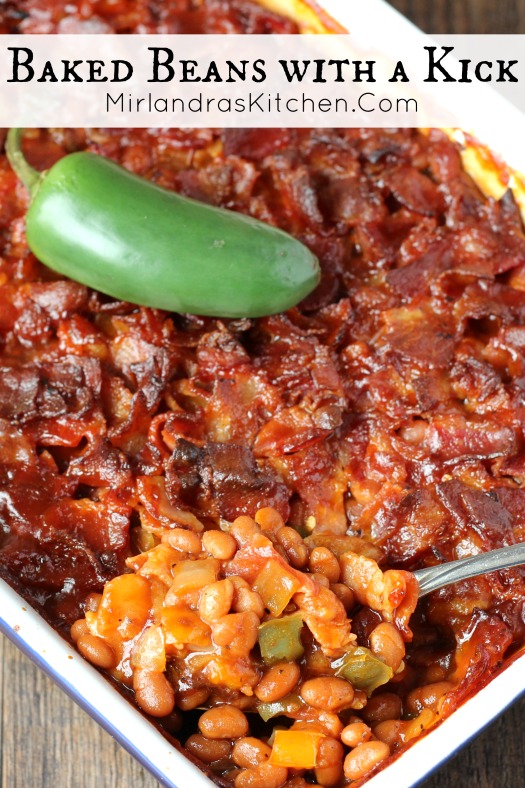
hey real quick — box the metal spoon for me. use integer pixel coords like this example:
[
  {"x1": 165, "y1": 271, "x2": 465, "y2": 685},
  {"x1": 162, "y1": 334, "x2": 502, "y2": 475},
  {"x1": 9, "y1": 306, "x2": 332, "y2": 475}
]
[{"x1": 414, "y1": 542, "x2": 525, "y2": 597}]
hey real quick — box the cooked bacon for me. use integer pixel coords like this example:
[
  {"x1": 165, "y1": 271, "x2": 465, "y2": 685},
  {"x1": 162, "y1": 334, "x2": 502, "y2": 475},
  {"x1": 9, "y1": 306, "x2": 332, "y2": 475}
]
[
  {"x1": 382, "y1": 164, "x2": 445, "y2": 217},
  {"x1": 376, "y1": 306, "x2": 455, "y2": 369},
  {"x1": 399, "y1": 414, "x2": 518, "y2": 463},
  {"x1": 436, "y1": 479, "x2": 516, "y2": 548},
  {"x1": 386, "y1": 237, "x2": 453, "y2": 297},
  {"x1": 165, "y1": 439, "x2": 290, "y2": 521},
  {"x1": 222, "y1": 129, "x2": 292, "y2": 161}
]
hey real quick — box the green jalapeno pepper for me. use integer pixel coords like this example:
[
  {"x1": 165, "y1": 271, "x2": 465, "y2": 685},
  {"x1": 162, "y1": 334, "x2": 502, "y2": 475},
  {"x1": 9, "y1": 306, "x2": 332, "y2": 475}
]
[{"x1": 6, "y1": 129, "x2": 320, "y2": 318}]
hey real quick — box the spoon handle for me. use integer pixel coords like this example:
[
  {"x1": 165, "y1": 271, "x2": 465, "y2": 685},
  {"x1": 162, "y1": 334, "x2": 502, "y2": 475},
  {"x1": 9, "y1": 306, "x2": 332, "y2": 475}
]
[{"x1": 413, "y1": 542, "x2": 525, "y2": 597}]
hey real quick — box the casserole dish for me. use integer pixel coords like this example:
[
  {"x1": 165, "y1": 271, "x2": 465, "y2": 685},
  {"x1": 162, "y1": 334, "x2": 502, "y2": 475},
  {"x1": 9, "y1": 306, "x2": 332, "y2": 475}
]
[{"x1": 1, "y1": 1, "x2": 525, "y2": 787}]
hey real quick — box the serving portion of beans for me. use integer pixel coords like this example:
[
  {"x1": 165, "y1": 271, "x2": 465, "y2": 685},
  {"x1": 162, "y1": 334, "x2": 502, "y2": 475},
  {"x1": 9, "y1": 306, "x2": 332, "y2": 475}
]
[{"x1": 72, "y1": 508, "x2": 453, "y2": 786}]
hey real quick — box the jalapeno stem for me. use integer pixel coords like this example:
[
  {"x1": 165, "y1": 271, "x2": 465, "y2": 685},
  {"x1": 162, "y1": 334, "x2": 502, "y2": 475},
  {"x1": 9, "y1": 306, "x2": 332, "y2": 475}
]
[{"x1": 6, "y1": 128, "x2": 42, "y2": 197}]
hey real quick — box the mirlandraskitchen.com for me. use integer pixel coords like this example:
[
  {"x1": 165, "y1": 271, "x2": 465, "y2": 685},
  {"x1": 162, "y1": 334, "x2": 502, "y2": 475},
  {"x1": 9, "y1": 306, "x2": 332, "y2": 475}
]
[{"x1": 106, "y1": 90, "x2": 418, "y2": 115}]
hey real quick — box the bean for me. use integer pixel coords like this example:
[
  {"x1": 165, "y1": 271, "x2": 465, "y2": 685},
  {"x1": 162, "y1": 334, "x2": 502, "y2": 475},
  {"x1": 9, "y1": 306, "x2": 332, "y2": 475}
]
[
  {"x1": 361, "y1": 693, "x2": 402, "y2": 725},
  {"x1": 309, "y1": 547, "x2": 340, "y2": 584},
  {"x1": 314, "y1": 737, "x2": 344, "y2": 787},
  {"x1": 70, "y1": 618, "x2": 89, "y2": 643},
  {"x1": 330, "y1": 583, "x2": 355, "y2": 612},
  {"x1": 405, "y1": 681, "x2": 455, "y2": 715},
  {"x1": 212, "y1": 611, "x2": 259, "y2": 656},
  {"x1": 133, "y1": 669, "x2": 176, "y2": 717},
  {"x1": 316, "y1": 712, "x2": 344, "y2": 739},
  {"x1": 227, "y1": 694, "x2": 255, "y2": 712},
  {"x1": 162, "y1": 527, "x2": 202, "y2": 554},
  {"x1": 425, "y1": 663, "x2": 448, "y2": 683},
  {"x1": 185, "y1": 734, "x2": 233, "y2": 764},
  {"x1": 254, "y1": 507, "x2": 285, "y2": 533},
  {"x1": 404, "y1": 708, "x2": 435, "y2": 741},
  {"x1": 231, "y1": 516, "x2": 260, "y2": 546},
  {"x1": 199, "y1": 579, "x2": 234, "y2": 622},
  {"x1": 232, "y1": 737, "x2": 272, "y2": 768},
  {"x1": 369, "y1": 622, "x2": 405, "y2": 672},
  {"x1": 291, "y1": 715, "x2": 342, "y2": 741},
  {"x1": 343, "y1": 741, "x2": 390, "y2": 781},
  {"x1": 255, "y1": 662, "x2": 301, "y2": 703},
  {"x1": 276, "y1": 526, "x2": 309, "y2": 569},
  {"x1": 312, "y1": 572, "x2": 330, "y2": 588},
  {"x1": 341, "y1": 722, "x2": 372, "y2": 748},
  {"x1": 372, "y1": 719, "x2": 407, "y2": 749},
  {"x1": 232, "y1": 584, "x2": 265, "y2": 618},
  {"x1": 77, "y1": 633, "x2": 116, "y2": 669},
  {"x1": 198, "y1": 705, "x2": 249, "y2": 740},
  {"x1": 300, "y1": 677, "x2": 354, "y2": 713},
  {"x1": 234, "y1": 762, "x2": 288, "y2": 788},
  {"x1": 202, "y1": 530, "x2": 237, "y2": 560},
  {"x1": 177, "y1": 687, "x2": 211, "y2": 711},
  {"x1": 292, "y1": 716, "x2": 343, "y2": 740}
]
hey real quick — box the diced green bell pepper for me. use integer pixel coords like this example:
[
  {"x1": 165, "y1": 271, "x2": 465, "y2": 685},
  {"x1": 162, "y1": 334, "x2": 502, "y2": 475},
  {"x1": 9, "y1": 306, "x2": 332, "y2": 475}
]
[
  {"x1": 257, "y1": 693, "x2": 303, "y2": 722},
  {"x1": 258, "y1": 613, "x2": 304, "y2": 665},
  {"x1": 334, "y1": 646, "x2": 394, "y2": 696}
]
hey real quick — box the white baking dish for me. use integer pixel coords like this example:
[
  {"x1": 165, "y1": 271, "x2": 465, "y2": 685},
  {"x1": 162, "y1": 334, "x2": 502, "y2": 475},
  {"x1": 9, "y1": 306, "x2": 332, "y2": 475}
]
[{"x1": 1, "y1": 2, "x2": 525, "y2": 787}]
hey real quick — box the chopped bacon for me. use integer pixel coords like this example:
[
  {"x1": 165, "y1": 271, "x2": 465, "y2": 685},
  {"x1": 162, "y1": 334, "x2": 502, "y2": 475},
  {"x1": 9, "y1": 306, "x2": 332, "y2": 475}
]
[{"x1": 165, "y1": 439, "x2": 290, "y2": 521}]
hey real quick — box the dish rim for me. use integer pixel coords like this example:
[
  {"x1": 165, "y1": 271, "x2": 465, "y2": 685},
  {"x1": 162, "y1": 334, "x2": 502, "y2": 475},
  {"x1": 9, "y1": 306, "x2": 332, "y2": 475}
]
[{"x1": 2, "y1": 2, "x2": 525, "y2": 787}]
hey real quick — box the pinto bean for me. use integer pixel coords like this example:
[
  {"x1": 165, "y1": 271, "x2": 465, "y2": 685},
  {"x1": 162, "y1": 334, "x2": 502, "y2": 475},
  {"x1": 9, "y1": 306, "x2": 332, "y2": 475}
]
[
  {"x1": 330, "y1": 583, "x2": 355, "y2": 612},
  {"x1": 369, "y1": 622, "x2": 405, "y2": 672},
  {"x1": 232, "y1": 737, "x2": 272, "y2": 768},
  {"x1": 202, "y1": 529, "x2": 238, "y2": 560},
  {"x1": 276, "y1": 526, "x2": 309, "y2": 569},
  {"x1": 314, "y1": 737, "x2": 344, "y2": 787},
  {"x1": 177, "y1": 687, "x2": 211, "y2": 711},
  {"x1": 186, "y1": 734, "x2": 233, "y2": 764},
  {"x1": 300, "y1": 677, "x2": 354, "y2": 713},
  {"x1": 343, "y1": 741, "x2": 390, "y2": 781},
  {"x1": 309, "y1": 547, "x2": 340, "y2": 583},
  {"x1": 254, "y1": 507, "x2": 285, "y2": 532},
  {"x1": 405, "y1": 681, "x2": 455, "y2": 715},
  {"x1": 199, "y1": 579, "x2": 234, "y2": 622},
  {"x1": 234, "y1": 762, "x2": 288, "y2": 788},
  {"x1": 77, "y1": 633, "x2": 116, "y2": 669},
  {"x1": 162, "y1": 527, "x2": 202, "y2": 554},
  {"x1": 361, "y1": 693, "x2": 402, "y2": 725},
  {"x1": 133, "y1": 668, "x2": 176, "y2": 718},
  {"x1": 198, "y1": 705, "x2": 249, "y2": 740},
  {"x1": 341, "y1": 722, "x2": 372, "y2": 748},
  {"x1": 255, "y1": 663, "x2": 301, "y2": 703},
  {"x1": 212, "y1": 611, "x2": 259, "y2": 655},
  {"x1": 70, "y1": 618, "x2": 89, "y2": 643}
]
